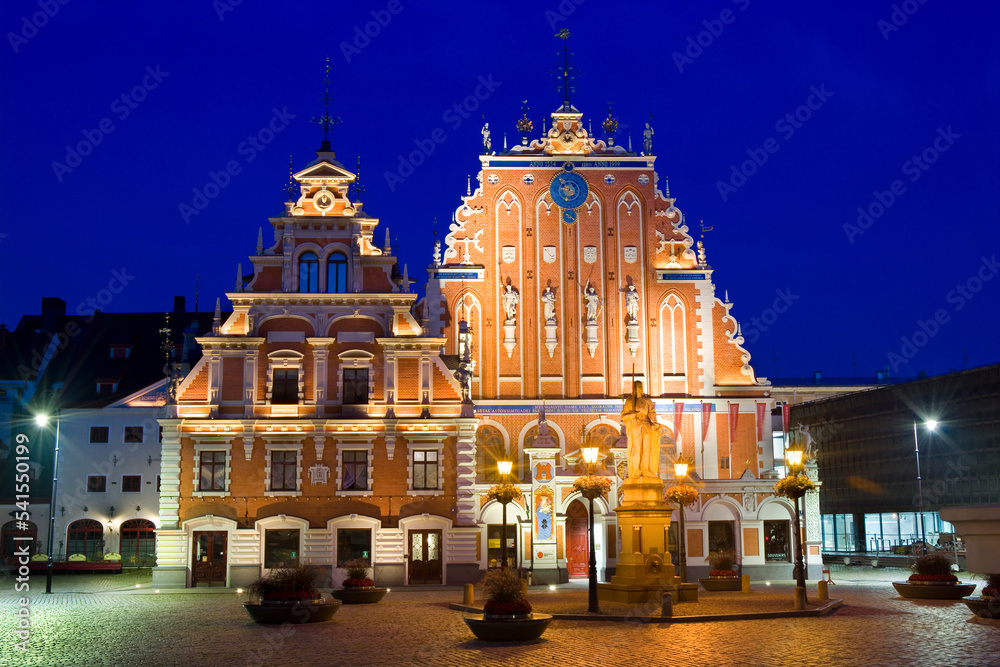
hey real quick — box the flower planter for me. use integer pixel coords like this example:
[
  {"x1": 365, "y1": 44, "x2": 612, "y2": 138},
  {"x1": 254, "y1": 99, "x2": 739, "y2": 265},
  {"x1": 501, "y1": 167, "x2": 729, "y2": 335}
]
[
  {"x1": 464, "y1": 613, "x2": 553, "y2": 642},
  {"x1": 332, "y1": 586, "x2": 389, "y2": 604},
  {"x1": 892, "y1": 582, "x2": 976, "y2": 600},
  {"x1": 699, "y1": 577, "x2": 742, "y2": 592},
  {"x1": 242, "y1": 598, "x2": 341, "y2": 624},
  {"x1": 962, "y1": 597, "x2": 1000, "y2": 619}
]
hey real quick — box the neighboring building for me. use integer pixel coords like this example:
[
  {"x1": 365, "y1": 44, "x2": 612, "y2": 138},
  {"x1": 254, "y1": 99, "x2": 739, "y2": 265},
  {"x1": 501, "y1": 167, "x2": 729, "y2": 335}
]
[
  {"x1": 0, "y1": 297, "x2": 215, "y2": 564},
  {"x1": 791, "y1": 363, "x2": 1000, "y2": 555},
  {"x1": 152, "y1": 136, "x2": 473, "y2": 589},
  {"x1": 419, "y1": 96, "x2": 816, "y2": 581}
]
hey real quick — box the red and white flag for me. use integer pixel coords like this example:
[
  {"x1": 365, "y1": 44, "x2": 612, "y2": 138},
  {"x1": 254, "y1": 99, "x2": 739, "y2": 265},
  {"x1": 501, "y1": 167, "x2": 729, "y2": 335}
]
[
  {"x1": 729, "y1": 403, "x2": 739, "y2": 443},
  {"x1": 781, "y1": 403, "x2": 791, "y2": 436},
  {"x1": 756, "y1": 402, "x2": 767, "y2": 442},
  {"x1": 673, "y1": 402, "x2": 684, "y2": 446},
  {"x1": 701, "y1": 402, "x2": 712, "y2": 445}
]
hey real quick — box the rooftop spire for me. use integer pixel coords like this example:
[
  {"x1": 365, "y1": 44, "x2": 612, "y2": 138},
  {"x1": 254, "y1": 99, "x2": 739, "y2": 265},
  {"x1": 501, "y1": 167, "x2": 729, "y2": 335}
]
[
  {"x1": 311, "y1": 56, "x2": 342, "y2": 156},
  {"x1": 554, "y1": 29, "x2": 577, "y2": 111},
  {"x1": 354, "y1": 154, "x2": 365, "y2": 201},
  {"x1": 212, "y1": 298, "x2": 221, "y2": 335},
  {"x1": 285, "y1": 154, "x2": 295, "y2": 203}
]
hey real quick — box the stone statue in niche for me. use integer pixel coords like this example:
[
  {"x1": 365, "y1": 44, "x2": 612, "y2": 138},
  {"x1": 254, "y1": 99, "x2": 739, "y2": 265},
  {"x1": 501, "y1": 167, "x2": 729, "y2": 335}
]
[
  {"x1": 501, "y1": 281, "x2": 519, "y2": 323},
  {"x1": 625, "y1": 284, "x2": 640, "y2": 323},
  {"x1": 541, "y1": 286, "x2": 556, "y2": 324},
  {"x1": 584, "y1": 284, "x2": 601, "y2": 323}
]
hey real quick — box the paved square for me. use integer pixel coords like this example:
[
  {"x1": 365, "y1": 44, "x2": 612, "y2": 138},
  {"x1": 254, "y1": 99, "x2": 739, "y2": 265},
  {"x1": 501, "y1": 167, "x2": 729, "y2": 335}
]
[{"x1": 1, "y1": 568, "x2": 996, "y2": 666}]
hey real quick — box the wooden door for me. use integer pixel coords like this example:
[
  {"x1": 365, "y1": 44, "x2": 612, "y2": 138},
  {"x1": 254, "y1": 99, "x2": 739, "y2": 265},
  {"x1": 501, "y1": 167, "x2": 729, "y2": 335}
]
[
  {"x1": 192, "y1": 531, "x2": 227, "y2": 587},
  {"x1": 408, "y1": 529, "x2": 442, "y2": 585},
  {"x1": 566, "y1": 500, "x2": 589, "y2": 578}
]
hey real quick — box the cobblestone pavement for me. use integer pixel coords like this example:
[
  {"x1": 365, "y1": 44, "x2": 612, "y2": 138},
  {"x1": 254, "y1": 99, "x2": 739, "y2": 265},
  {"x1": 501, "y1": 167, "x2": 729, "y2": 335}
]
[{"x1": 1, "y1": 567, "x2": 996, "y2": 667}]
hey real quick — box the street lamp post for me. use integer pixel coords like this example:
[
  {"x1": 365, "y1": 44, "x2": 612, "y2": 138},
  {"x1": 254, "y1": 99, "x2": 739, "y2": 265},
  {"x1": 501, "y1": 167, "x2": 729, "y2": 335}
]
[
  {"x1": 581, "y1": 445, "x2": 600, "y2": 614},
  {"x1": 497, "y1": 459, "x2": 513, "y2": 569},
  {"x1": 35, "y1": 411, "x2": 61, "y2": 595},
  {"x1": 673, "y1": 458, "x2": 690, "y2": 584},
  {"x1": 913, "y1": 419, "x2": 937, "y2": 549},
  {"x1": 786, "y1": 444, "x2": 807, "y2": 591}
]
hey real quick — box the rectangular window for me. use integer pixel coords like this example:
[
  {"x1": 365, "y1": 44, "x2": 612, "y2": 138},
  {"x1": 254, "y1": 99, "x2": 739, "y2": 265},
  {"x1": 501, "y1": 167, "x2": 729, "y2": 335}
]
[
  {"x1": 708, "y1": 520, "x2": 735, "y2": 554},
  {"x1": 87, "y1": 476, "x2": 107, "y2": 493},
  {"x1": 157, "y1": 475, "x2": 161, "y2": 492},
  {"x1": 123, "y1": 426, "x2": 144, "y2": 443},
  {"x1": 413, "y1": 450, "x2": 439, "y2": 490},
  {"x1": 89, "y1": 426, "x2": 110, "y2": 444},
  {"x1": 764, "y1": 520, "x2": 790, "y2": 562},
  {"x1": 272, "y1": 368, "x2": 299, "y2": 405},
  {"x1": 264, "y1": 529, "x2": 300, "y2": 568},
  {"x1": 342, "y1": 450, "x2": 368, "y2": 491},
  {"x1": 270, "y1": 451, "x2": 298, "y2": 491},
  {"x1": 719, "y1": 456, "x2": 730, "y2": 470},
  {"x1": 337, "y1": 528, "x2": 372, "y2": 565},
  {"x1": 122, "y1": 475, "x2": 141, "y2": 493},
  {"x1": 343, "y1": 368, "x2": 370, "y2": 404},
  {"x1": 199, "y1": 451, "x2": 226, "y2": 491},
  {"x1": 486, "y1": 524, "x2": 517, "y2": 569}
]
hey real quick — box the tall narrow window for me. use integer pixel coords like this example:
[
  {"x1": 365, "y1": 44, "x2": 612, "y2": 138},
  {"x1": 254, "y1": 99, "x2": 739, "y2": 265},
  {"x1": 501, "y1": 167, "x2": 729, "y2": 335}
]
[
  {"x1": 342, "y1": 451, "x2": 368, "y2": 490},
  {"x1": 270, "y1": 451, "x2": 298, "y2": 491},
  {"x1": 272, "y1": 368, "x2": 299, "y2": 404},
  {"x1": 299, "y1": 252, "x2": 319, "y2": 293},
  {"x1": 476, "y1": 425, "x2": 506, "y2": 483},
  {"x1": 199, "y1": 451, "x2": 226, "y2": 491},
  {"x1": 343, "y1": 368, "x2": 369, "y2": 404},
  {"x1": 661, "y1": 294, "x2": 687, "y2": 376},
  {"x1": 327, "y1": 251, "x2": 347, "y2": 293},
  {"x1": 413, "y1": 450, "x2": 439, "y2": 490}
]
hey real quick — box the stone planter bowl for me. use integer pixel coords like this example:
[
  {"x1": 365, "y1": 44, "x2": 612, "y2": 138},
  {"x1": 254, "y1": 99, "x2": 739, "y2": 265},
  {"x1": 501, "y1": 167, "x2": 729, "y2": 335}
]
[
  {"x1": 892, "y1": 582, "x2": 976, "y2": 600},
  {"x1": 332, "y1": 587, "x2": 389, "y2": 604},
  {"x1": 243, "y1": 598, "x2": 342, "y2": 624},
  {"x1": 464, "y1": 614, "x2": 553, "y2": 641}
]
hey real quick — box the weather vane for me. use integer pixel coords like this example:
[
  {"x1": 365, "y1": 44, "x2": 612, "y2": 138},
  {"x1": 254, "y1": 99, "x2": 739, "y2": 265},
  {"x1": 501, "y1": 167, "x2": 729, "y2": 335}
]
[
  {"x1": 286, "y1": 154, "x2": 295, "y2": 202},
  {"x1": 552, "y1": 29, "x2": 577, "y2": 110},
  {"x1": 311, "y1": 56, "x2": 342, "y2": 151}
]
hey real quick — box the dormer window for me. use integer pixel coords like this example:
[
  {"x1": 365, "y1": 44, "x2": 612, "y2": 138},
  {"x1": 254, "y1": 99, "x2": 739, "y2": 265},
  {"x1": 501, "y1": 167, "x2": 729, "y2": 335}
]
[
  {"x1": 327, "y1": 252, "x2": 348, "y2": 293},
  {"x1": 272, "y1": 369, "x2": 299, "y2": 404},
  {"x1": 266, "y1": 351, "x2": 305, "y2": 408},
  {"x1": 299, "y1": 252, "x2": 319, "y2": 293}
]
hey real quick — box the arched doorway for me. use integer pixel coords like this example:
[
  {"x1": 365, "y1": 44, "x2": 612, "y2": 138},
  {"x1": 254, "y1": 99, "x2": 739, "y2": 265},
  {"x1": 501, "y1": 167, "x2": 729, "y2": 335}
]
[
  {"x1": 2, "y1": 520, "x2": 37, "y2": 557},
  {"x1": 67, "y1": 519, "x2": 104, "y2": 560},
  {"x1": 566, "y1": 500, "x2": 589, "y2": 578},
  {"x1": 120, "y1": 519, "x2": 156, "y2": 566}
]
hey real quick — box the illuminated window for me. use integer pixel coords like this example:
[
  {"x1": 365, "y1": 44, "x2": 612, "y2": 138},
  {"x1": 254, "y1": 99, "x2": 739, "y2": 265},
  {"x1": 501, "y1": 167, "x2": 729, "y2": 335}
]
[
  {"x1": 199, "y1": 451, "x2": 226, "y2": 491},
  {"x1": 270, "y1": 451, "x2": 298, "y2": 491},
  {"x1": 413, "y1": 450, "x2": 439, "y2": 490}
]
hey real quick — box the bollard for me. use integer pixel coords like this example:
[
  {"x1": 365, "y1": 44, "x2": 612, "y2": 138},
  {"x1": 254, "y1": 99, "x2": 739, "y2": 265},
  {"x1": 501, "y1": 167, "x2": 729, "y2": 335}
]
[
  {"x1": 463, "y1": 583, "x2": 474, "y2": 605},
  {"x1": 794, "y1": 586, "x2": 806, "y2": 610},
  {"x1": 520, "y1": 579, "x2": 528, "y2": 596},
  {"x1": 817, "y1": 579, "x2": 829, "y2": 601},
  {"x1": 741, "y1": 574, "x2": 751, "y2": 593},
  {"x1": 661, "y1": 592, "x2": 673, "y2": 617}
]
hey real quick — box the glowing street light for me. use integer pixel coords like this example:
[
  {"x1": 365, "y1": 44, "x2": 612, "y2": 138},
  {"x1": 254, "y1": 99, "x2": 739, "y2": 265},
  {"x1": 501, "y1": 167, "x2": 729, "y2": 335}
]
[
  {"x1": 913, "y1": 419, "x2": 938, "y2": 549},
  {"x1": 673, "y1": 458, "x2": 690, "y2": 584},
  {"x1": 785, "y1": 441, "x2": 807, "y2": 591},
  {"x1": 497, "y1": 459, "x2": 513, "y2": 569},
  {"x1": 582, "y1": 445, "x2": 600, "y2": 613},
  {"x1": 34, "y1": 410, "x2": 62, "y2": 595}
]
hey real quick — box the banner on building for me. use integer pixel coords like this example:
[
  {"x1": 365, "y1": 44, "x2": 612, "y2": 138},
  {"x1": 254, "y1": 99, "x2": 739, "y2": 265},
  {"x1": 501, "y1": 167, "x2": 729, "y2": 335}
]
[
  {"x1": 756, "y1": 402, "x2": 767, "y2": 442},
  {"x1": 673, "y1": 402, "x2": 684, "y2": 448},
  {"x1": 701, "y1": 402, "x2": 712, "y2": 446},
  {"x1": 781, "y1": 403, "x2": 791, "y2": 436},
  {"x1": 729, "y1": 403, "x2": 739, "y2": 443}
]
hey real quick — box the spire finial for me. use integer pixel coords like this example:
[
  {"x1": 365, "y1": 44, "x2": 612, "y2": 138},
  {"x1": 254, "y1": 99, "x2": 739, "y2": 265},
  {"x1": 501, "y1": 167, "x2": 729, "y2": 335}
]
[
  {"x1": 236, "y1": 264, "x2": 243, "y2": 293},
  {"x1": 286, "y1": 154, "x2": 295, "y2": 203},
  {"x1": 354, "y1": 154, "x2": 365, "y2": 201},
  {"x1": 401, "y1": 264, "x2": 410, "y2": 292},
  {"x1": 311, "y1": 57, "x2": 342, "y2": 155},
  {"x1": 212, "y1": 297, "x2": 221, "y2": 335},
  {"x1": 466, "y1": 175, "x2": 471, "y2": 196},
  {"x1": 554, "y1": 29, "x2": 575, "y2": 110},
  {"x1": 384, "y1": 227, "x2": 392, "y2": 255},
  {"x1": 256, "y1": 227, "x2": 264, "y2": 255}
]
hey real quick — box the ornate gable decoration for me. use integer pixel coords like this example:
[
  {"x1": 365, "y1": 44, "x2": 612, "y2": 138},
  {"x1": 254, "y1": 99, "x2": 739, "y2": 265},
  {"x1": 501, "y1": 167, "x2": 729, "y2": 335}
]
[{"x1": 289, "y1": 161, "x2": 357, "y2": 217}]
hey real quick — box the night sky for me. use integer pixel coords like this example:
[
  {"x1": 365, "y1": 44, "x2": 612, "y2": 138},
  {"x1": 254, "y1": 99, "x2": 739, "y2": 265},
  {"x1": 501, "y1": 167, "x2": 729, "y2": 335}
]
[{"x1": 2, "y1": 1, "x2": 997, "y2": 381}]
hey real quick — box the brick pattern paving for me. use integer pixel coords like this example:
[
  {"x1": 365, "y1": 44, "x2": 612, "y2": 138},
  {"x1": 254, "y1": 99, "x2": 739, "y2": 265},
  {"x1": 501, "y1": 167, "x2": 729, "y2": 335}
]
[{"x1": 1, "y1": 567, "x2": 996, "y2": 666}]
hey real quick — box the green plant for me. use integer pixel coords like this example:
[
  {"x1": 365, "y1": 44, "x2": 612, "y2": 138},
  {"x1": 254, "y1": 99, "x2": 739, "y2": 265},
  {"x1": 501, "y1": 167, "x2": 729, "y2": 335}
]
[
  {"x1": 773, "y1": 473, "x2": 816, "y2": 498},
  {"x1": 572, "y1": 474, "x2": 612, "y2": 499},
  {"x1": 486, "y1": 482, "x2": 522, "y2": 505},
  {"x1": 246, "y1": 563, "x2": 322, "y2": 603},
  {"x1": 908, "y1": 552, "x2": 957, "y2": 583},
  {"x1": 707, "y1": 549, "x2": 738, "y2": 575},
  {"x1": 664, "y1": 484, "x2": 699, "y2": 507},
  {"x1": 340, "y1": 558, "x2": 375, "y2": 587},
  {"x1": 481, "y1": 568, "x2": 531, "y2": 616},
  {"x1": 980, "y1": 573, "x2": 1000, "y2": 597}
]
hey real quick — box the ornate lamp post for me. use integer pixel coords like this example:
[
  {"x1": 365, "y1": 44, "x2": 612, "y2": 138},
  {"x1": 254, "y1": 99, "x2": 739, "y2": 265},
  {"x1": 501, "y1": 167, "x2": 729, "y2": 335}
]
[
  {"x1": 34, "y1": 411, "x2": 62, "y2": 595},
  {"x1": 785, "y1": 443, "x2": 808, "y2": 591},
  {"x1": 913, "y1": 419, "x2": 937, "y2": 550},
  {"x1": 497, "y1": 459, "x2": 514, "y2": 569},
  {"x1": 580, "y1": 445, "x2": 601, "y2": 613},
  {"x1": 672, "y1": 458, "x2": 691, "y2": 584}
]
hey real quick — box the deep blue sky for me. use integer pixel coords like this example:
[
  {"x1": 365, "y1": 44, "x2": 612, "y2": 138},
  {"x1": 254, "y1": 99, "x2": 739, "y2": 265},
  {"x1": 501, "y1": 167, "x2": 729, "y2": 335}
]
[{"x1": 2, "y1": 1, "x2": 997, "y2": 381}]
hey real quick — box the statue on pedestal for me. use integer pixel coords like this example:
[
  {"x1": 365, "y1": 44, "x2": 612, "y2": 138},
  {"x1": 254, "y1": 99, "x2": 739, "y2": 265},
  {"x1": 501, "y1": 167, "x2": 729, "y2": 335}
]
[{"x1": 621, "y1": 380, "x2": 661, "y2": 480}]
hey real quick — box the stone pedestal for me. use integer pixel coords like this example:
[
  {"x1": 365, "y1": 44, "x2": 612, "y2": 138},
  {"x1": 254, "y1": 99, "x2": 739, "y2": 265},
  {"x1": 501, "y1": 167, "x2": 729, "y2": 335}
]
[{"x1": 598, "y1": 478, "x2": 698, "y2": 604}]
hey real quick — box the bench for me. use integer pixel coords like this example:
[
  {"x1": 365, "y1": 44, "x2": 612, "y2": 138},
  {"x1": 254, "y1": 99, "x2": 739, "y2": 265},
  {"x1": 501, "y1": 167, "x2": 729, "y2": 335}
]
[{"x1": 27, "y1": 561, "x2": 123, "y2": 574}]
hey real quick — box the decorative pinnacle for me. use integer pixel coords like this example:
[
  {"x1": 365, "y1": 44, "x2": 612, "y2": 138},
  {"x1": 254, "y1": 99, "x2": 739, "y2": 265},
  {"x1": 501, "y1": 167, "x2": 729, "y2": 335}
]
[
  {"x1": 286, "y1": 154, "x2": 295, "y2": 202},
  {"x1": 516, "y1": 100, "x2": 533, "y2": 137},
  {"x1": 311, "y1": 56, "x2": 342, "y2": 153},
  {"x1": 554, "y1": 29, "x2": 575, "y2": 110},
  {"x1": 354, "y1": 154, "x2": 365, "y2": 201}
]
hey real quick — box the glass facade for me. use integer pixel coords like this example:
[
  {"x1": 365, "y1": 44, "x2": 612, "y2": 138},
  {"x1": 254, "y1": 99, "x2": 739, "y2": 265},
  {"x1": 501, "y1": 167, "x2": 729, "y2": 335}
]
[{"x1": 821, "y1": 511, "x2": 955, "y2": 553}]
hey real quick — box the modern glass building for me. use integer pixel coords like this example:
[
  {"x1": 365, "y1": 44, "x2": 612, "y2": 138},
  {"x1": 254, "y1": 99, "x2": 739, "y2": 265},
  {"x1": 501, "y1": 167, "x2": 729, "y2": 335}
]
[{"x1": 791, "y1": 363, "x2": 1000, "y2": 555}]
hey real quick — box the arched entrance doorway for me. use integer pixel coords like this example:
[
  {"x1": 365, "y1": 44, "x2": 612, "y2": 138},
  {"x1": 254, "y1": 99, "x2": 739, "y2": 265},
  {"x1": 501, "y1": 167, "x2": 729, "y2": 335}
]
[{"x1": 566, "y1": 500, "x2": 589, "y2": 578}]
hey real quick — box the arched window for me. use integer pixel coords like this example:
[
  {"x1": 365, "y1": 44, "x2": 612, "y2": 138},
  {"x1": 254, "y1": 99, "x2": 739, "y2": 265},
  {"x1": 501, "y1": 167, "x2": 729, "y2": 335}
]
[
  {"x1": 476, "y1": 426, "x2": 506, "y2": 483},
  {"x1": 661, "y1": 294, "x2": 687, "y2": 376},
  {"x1": 119, "y1": 519, "x2": 156, "y2": 565},
  {"x1": 299, "y1": 252, "x2": 319, "y2": 293},
  {"x1": 327, "y1": 252, "x2": 348, "y2": 293},
  {"x1": 67, "y1": 519, "x2": 104, "y2": 561},
  {"x1": 2, "y1": 520, "x2": 37, "y2": 557},
  {"x1": 585, "y1": 424, "x2": 621, "y2": 471}
]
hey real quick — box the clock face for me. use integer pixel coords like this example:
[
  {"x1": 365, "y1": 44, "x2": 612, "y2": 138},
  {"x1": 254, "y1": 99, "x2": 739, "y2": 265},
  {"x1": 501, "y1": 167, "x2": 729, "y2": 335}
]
[
  {"x1": 549, "y1": 172, "x2": 589, "y2": 209},
  {"x1": 562, "y1": 209, "x2": 578, "y2": 224}
]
